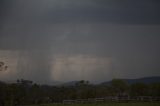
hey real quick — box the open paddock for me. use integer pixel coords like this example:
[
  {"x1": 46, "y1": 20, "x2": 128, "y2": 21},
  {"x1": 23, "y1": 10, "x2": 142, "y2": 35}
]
[{"x1": 28, "y1": 102, "x2": 160, "y2": 106}]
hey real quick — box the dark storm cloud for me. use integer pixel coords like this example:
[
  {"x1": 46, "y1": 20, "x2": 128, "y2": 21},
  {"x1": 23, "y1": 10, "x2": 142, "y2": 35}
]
[
  {"x1": 0, "y1": 0, "x2": 160, "y2": 83},
  {"x1": 1, "y1": 0, "x2": 160, "y2": 25},
  {"x1": 0, "y1": 0, "x2": 5, "y2": 21},
  {"x1": 47, "y1": 0, "x2": 159, "y2": 24},
  {"x1": 48, "y1": 0, "x2": 160, "y2": 24},
  {"x1": 0, "y1": 0, "x2": 11, "y2": 29}
]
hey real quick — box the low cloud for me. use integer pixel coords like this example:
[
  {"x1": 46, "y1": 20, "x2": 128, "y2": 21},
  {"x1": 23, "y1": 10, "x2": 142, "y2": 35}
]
[{"x1": 52, "y1": 55, "x2": 113, "y2": 83}]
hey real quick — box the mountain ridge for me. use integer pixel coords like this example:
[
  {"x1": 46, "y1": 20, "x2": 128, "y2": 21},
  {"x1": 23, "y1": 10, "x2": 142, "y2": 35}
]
[
  {"x1": 101, "y1": 76, "x2": 160, "y2": 85},
  {"x1": 1, "y1": 76, "x2": 160, "y2": 86}
]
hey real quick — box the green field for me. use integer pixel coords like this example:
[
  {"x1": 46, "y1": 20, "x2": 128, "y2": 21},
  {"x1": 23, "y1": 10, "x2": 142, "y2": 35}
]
[{"x1": 29, "y1": 102, "x2": 160, "y2": 106}]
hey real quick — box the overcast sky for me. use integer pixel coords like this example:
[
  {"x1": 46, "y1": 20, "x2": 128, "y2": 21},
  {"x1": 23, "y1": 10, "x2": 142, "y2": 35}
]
[{"x1": 0, "y1": 0, "x2": 160, "y2": 84}]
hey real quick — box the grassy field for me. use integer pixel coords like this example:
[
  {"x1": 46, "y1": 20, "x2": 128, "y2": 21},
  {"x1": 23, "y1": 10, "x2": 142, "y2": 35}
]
[{"x1": 29, "y1": 102, "x2": 160, "y2": 106}]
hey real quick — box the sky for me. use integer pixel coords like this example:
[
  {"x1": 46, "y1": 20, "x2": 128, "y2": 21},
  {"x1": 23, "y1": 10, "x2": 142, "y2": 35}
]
[{"x1": 0, "y1": 0, "x2": 160, "y2": 84}]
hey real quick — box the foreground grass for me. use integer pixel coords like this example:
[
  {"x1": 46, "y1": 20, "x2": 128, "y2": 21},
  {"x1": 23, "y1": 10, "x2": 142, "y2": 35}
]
[{"x1": 28, "y1": 102, "x2": 160, "y2": 106}]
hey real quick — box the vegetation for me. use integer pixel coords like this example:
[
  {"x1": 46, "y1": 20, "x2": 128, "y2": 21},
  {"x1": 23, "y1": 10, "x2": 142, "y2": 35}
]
[
  {"x1": 0, "y1": 63, "x2": 160, "y2": 105},
  {"x1": 28, "y1": 102, "x2": 160, "y2": 106},
  {"x1": 0, "y1": 79, "x2": 160, "y2": 106}
]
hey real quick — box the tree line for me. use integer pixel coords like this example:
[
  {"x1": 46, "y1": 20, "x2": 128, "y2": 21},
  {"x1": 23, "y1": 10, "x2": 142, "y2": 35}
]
[{"x1": 0, "y1": 79, "x2": 160, "y2": 106}]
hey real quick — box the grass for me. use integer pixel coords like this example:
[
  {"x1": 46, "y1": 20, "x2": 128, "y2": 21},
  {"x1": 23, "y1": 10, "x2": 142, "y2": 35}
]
[{"x1": 28, "y1": 102, "x2": 160, "y2": 106}]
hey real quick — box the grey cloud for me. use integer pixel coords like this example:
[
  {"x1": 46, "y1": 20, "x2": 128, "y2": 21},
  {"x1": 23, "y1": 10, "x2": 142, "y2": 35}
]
[
  {"x1": 1, "y1": 0, "x2": 160, "y2": 25},
  {"x1": 0, "y1": 0, "x2": 160, "y2": 83},
  {"x1": 47, "y1": 0, "x2": 160, "y2": 24}
]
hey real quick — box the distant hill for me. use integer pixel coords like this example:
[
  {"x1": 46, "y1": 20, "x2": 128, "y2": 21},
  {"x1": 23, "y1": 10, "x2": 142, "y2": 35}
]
[
  {"x1": 1, "y1": 76, "x2": 160, "y2": 86},
  {"x1": 101, "y1": 76, "x2": 160, "y2": 85},
  {"x1": 61, "y1": 81, "x2": 79, "y2": 86},
  {"x1": 59, "y1": 76, "x2": 160, "y2": 86},
  {"x1": 0, "y1": 80, "x2": 5, "y2": 85}
]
